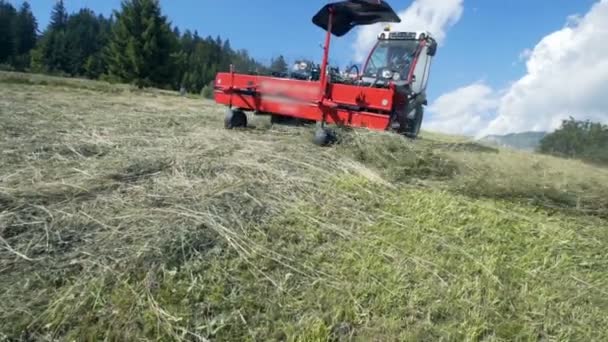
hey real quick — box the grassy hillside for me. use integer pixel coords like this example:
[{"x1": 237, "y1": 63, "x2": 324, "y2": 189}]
[{"x1": 1, "y1": 71, "x2": 608, "y2": 341}]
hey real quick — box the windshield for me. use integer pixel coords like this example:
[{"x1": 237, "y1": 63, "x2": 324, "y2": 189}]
[{"x1": 363, "y1": 40, "x2": 420, "y2": 80}]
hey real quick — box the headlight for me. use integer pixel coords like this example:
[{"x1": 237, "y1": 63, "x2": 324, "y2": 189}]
[
  {"x1": 382, "y1": 69, "x2": 393, "y2": 79},
  {"x1": 393, "y1": 73, "x2": 401, "y2": 81}
]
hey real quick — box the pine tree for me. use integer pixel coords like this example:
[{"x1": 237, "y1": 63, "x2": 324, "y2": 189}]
[
  {"x1": 15, "y1": 1, "x2": 37, "y2": 55},
  {"x1": 0, "y1": 1, "x2": 17, "y2": 64},
  {"x1": 222, "y1": 39, "x2": 231, "y2": 55},
  {"x1": 10, "y1": 1, "x2": 37, "y2": 69},
  {"x1": 84, "y1": 14, "x2": 113, "y2": 78},
  {"x1": 45, "y1": 29, "x2": 69, "y2": 73},
  {"x1": 50, "y1": 0, "x2": 68, "y2": 30},
  {"x1": 219, "y1": 38, "x2": 232, "y2": 71},
  {"x1": 63, "y1": 9, "x2": 110, "y2": 76},
  {"x1": 32, "y1": 0, "x2": 72, "y2": 74},
  {"x1": 270, "y1": 55, "x2": 288, "y2": 74},
  {"x1": 106, "y1": 0, "x2": 179, "y2": 88},
  {"x1": 180, "y1": 30, "x2": 195, "y2": 54},
  {"x1": 0, "y1": 0, "x2": 268, "y2": 89},
  {"x1": 186, "y1": 42, "x2": 208, "y2": 92}
]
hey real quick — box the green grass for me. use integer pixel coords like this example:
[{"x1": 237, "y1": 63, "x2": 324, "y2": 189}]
[{"x1": 1, "y1": 72, "x2": 607, "y2": 341}]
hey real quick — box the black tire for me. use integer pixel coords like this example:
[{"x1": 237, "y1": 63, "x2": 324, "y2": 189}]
[
  {"x1": 313, "y1": 127, "x2": 336, "y2": 146},
  {"x1": 405, "y1": 105, "x2": 424, "y2": 138},
  {"x1": 224, "y1": 108, "x2": 248, "y2": 129}
]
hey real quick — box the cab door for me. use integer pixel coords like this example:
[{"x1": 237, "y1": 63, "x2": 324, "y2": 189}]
[{"x1": 410, "y1": 44, "x2": 433, "y2": 94}]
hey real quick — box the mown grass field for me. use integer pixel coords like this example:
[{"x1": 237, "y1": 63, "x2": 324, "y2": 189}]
[{"x1": 1, "y1": 71, "x2": 608, "y2": 341}]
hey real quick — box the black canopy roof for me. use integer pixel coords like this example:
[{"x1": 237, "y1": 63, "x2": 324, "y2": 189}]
[{"x1": 312, "y1": 0, "x2": 401, "y2": 37}]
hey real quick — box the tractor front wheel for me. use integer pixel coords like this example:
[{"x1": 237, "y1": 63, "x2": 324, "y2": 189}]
[
  {"x1": 225, "y1": 108, "x2": 248, "y2": 129},
  {"x1": 405, "y1": 105, "x2": 424, "y2": 139}
]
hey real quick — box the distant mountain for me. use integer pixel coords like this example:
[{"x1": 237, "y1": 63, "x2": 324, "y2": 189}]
[{"x1": 478, "y1": 131, "x2": 548, "y2": 151}]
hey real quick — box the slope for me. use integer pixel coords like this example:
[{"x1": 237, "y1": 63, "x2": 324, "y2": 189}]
[{"x1": 1, "y1": 71, "x2": 607, "y2": 341}]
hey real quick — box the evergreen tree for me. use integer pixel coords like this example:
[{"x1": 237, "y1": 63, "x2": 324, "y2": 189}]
[
  {"x1": 14, "y1": 1, "x2": 38, "y2": 56},
  {"x1": 11, "y1": 3, "x2": 38, "y2": 70},
  {"x1": 180, "y1": 30, "x2": 195, "y2": 55},
  {"x1": 232, "y1": 49, "x2": 251, "y2": 73},
  {"x1": 270, "y1": 55, "x2": 288, "y2": 74},
  {"x1": 106, "y1": 0, "x2": 179, "y2": 88},
  {"x1": 222, "y1": 39, "x2": 231, "y2": 56},
  {"x1": 1, "y1": 0, "x2": 269, "y2": 90},
  {"x1": 64, "y1": 9, "x2": 110, "y2": 76},
  {"x1": 85, "y1": 14, "x2": 113, "y2": 78},
  {"x1": 219, "y1": 38, "x2": 231, "y2": 71},
  {"x1": 50, "y1": 0, "x2": 68, "y2": 30},
  {"x1": 32, "y1": 0, "x2": 71, "y2": 73},
  {"x1": 183, "y1": 41, "x2": 209, "y2": 92},
  {"x1": 45, "y1": 29, "x2": 70, "y2": 73},
  {"x1": 0, "y1": 1, "x2": 16, "y2": 64},
  {"x1": 29, "y1": 42, "x2": 45, "y2": 73}
]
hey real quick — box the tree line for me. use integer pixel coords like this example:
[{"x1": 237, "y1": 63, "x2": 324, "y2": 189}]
[
  {"x1": 539, "y1": 117, "x2": 608, "y2": 165},
  {"x1": 0, "y1": 0, "x2": 271, "y2": 94}
]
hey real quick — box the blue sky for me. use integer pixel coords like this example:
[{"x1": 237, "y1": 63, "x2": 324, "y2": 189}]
[
  {"x1": 11, "y1": 0, "x2": 607, "y2": 136},
  {"x1": 15, "y1": 1, "x2": 594, "y2": 94}
]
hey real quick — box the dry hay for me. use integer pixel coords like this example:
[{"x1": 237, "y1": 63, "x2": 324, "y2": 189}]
[{"x1": 1, "y1": 73, "x2": 608, "y2": 341}]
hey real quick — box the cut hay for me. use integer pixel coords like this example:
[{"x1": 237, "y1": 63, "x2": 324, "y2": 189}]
[{"x1": 1, "y1": 72, "x2": 607, "y2": 341}]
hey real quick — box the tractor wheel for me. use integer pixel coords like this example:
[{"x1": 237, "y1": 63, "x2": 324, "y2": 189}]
[
  {"x1": 224, "y1": 108, "x2": 248, "y2": 129},
  {"x1": 313, "y1": 127, "x2": 336, "y2": 146},
  {"x1": 405, "y1": 105, "x2": 424, "y2": 139}
]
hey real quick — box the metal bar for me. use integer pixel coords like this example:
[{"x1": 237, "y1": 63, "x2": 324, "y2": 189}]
[
  {"x1": 229, "y1": 64, "x2": 235, "y2": 108},
  {"x1": 406, "y1": 40, "x2": 427, "y2": 84},
  {"x1": 318, "y1": 6, "x2": 333, "y2": 102}
]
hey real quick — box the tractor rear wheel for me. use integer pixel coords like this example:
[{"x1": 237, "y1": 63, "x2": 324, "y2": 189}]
[
  {"x1": 313, "y1": 127, "x2": 336, "y2": 146},
  {"x1": 224, "y1": 108, "x2": 248, "y2": 129}
]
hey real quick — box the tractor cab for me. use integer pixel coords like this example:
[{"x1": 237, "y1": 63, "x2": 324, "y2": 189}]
[{"x1": 361, "y1": 28, "x2": 437, "y2": 95}]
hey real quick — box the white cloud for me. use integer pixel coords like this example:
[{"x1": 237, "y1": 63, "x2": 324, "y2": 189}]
[
  {"x1": 425, "y1": 82, "x2": 499, "y2": 136},
  {"x1": 352, "y1": 0, "x2": 464, "y2": 62},
  {"x1": 427, "y1": 0, "x2": 608, "y2": 138},
  {"x1": 518, "y1": 48, "x2": 533, "y2": 62}
]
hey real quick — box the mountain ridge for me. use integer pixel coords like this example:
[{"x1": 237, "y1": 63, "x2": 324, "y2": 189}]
[{"x1": 478, "y1": 131, "x2": 548, "y2": 151}]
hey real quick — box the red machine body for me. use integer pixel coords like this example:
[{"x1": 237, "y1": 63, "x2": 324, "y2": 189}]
[
  {"x1": 213, "y1": 0, "x2": 437, "y2": 144},
  {"x1": 214, "y1": 74, "x2": 397, "y2": 130}
]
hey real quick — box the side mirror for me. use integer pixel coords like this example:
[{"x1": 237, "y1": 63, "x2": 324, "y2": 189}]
[{"x1": 427, "y1": 40, "x2": 438, "y2": 57}]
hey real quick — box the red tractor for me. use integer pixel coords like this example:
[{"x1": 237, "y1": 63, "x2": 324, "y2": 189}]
[{"x1": 213, "y1": 0, "x2": 437, "y2": 145}]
